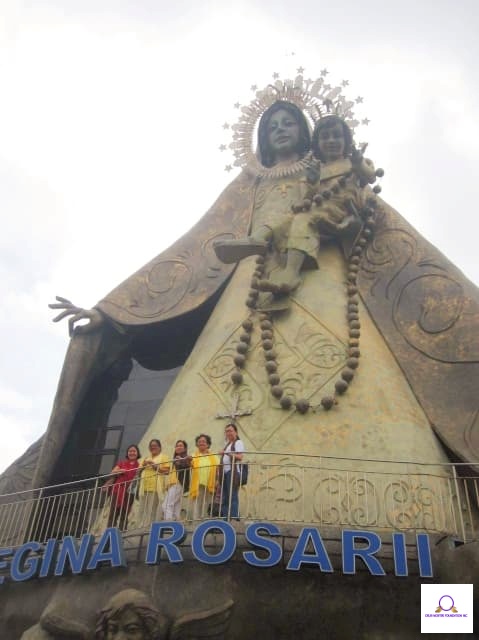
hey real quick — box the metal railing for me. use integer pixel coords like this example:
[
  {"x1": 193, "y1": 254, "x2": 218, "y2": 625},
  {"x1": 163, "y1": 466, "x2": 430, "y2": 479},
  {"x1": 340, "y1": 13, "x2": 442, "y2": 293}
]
[{"x1": 0, "y1": 454, "x2": 478, "y2": 548}]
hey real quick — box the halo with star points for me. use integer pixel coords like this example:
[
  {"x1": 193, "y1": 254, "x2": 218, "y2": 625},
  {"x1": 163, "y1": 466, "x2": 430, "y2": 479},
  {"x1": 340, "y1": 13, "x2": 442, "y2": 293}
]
[{"x1": 220, "y1": 70, "x2": 370, "y2": 172}]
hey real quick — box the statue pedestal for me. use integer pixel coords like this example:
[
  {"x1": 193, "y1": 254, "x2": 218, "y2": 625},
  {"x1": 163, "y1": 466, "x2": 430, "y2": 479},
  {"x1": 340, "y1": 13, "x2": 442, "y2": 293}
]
[{"x1": 3, "y1": 524, "x2": 477, "y2": 639}]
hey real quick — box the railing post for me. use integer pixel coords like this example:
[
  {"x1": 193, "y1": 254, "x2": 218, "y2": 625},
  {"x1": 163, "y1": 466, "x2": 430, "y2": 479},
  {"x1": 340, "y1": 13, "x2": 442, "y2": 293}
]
[
  {"x1": 452, "y1": 465, "x2": 467, "y2": 542},
  {"x1": 227, "y1": 461, "x2": 234, "y2": 520},
  {"x1": 406, "y1": 462, "x2": 412, "y2": 534},
  {"x1": 2, "y1": 454, "x2": 478, "y2": 545},
  {"x1": 302, "y1": 464, "x2": 305, "y2": 524},
  {"x1": 24, "y1": 487, "x2": 44, "y2": 543},
  {"x1": 461, "y1": 474, "x2": 474, "y2": 542},
  {"x1": 87, "y1": 477, "x2": 100, "y2": 534}
]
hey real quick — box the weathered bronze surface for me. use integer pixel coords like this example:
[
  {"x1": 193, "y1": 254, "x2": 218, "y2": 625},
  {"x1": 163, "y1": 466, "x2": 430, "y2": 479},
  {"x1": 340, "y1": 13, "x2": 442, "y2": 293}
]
[
  {"x1": 0, "y1": 95, "x2": 475, "y2": 495},
  {"x1": 358, "y1": 199, "x2": 479, "y2": 464}
]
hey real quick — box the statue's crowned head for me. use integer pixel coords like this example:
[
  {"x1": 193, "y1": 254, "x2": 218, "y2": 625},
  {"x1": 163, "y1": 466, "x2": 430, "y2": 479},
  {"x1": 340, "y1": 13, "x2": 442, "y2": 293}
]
[
  {"x1": 312, "y1": 114, "x2": 353, "y2": 163},
  {"x1": 257, "y1": 100, "x2": 311, "y2": 168}
]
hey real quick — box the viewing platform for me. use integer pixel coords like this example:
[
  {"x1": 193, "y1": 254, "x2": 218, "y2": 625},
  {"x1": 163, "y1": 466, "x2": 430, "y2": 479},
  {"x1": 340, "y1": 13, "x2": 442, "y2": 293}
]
[{"x1": 0, "y1": 453, "x2": 477, "y2": 549}]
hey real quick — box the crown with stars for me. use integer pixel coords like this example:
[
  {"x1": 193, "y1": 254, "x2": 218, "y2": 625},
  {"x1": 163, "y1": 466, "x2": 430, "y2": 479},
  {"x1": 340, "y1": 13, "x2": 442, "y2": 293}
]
[{"x1": 220, "y1": 68, "x2": 370, "y2": 172}]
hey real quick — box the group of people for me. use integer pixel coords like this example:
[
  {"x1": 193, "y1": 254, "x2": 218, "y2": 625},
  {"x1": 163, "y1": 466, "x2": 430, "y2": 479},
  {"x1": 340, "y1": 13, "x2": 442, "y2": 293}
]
[{"x1": 101, "y1": 423, "x2": 245, "y2": 530}]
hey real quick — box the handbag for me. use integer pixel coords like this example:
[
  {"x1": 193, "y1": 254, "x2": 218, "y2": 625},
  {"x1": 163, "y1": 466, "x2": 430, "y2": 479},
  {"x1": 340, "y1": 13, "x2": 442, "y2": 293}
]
[
  {"x1": 239, "y1": 462, "x2": 248, "y2": 486},
  {"x1": 231, "y1": 441, "x2": 248, "y2": 486}
]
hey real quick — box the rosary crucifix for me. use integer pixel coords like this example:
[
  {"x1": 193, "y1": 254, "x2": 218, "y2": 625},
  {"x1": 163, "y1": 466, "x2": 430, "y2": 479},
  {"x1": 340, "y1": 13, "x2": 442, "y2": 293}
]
[{"x1": 215, "y1": 392, "x2": 252, "y2": 422}]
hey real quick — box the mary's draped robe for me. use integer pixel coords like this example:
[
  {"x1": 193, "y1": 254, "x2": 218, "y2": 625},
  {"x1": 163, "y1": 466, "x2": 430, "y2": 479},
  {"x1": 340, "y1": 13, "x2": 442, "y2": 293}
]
[{"x1": 2, "y1": 167, "x2": 477, "y2": 527}]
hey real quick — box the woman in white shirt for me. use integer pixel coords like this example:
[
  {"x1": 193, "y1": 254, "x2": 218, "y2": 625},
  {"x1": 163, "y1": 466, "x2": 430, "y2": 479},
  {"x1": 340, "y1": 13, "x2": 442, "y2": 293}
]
[{"x1": 219, "y1": 423, "x2": 244, "y2": 520}]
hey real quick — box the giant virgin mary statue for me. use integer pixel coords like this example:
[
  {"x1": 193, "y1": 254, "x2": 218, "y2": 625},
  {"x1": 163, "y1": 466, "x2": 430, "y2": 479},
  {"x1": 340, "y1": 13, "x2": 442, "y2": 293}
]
[{"x1": 3, "y1": 74, "x2": 478, "y2": 532}]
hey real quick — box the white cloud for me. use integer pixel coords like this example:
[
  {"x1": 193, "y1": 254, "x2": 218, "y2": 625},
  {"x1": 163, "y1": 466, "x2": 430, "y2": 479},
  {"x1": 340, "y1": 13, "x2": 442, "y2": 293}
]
[
  {"x1": 0, "y1": 386, "x2": 32, "y2": 411},
  {"x1": 0, "y1": 412, "x2": 37, "y2": 473}
]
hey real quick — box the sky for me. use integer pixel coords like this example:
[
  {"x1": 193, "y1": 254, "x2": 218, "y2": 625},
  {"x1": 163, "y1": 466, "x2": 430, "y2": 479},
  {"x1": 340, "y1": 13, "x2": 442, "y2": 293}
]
[{"x1": 1, "y1": 0, "x2": 478, "y2": 475}]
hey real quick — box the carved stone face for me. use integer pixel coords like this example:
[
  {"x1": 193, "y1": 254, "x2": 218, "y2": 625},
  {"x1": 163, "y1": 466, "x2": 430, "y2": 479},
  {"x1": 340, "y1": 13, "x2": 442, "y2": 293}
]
[
  {"x1": 266, "y1": 108, "x2": 301, "y2": 163},
  {"x1": 316, "y1": 123, "x2": 345, "y2": 162},
  {"x1": 106, "y1": 609, "x2": 148, "y2": 640}
]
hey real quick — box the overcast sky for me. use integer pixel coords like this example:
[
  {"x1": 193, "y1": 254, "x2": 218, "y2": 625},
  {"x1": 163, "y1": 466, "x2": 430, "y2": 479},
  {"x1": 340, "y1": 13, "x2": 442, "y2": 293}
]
[{"x1": 1, "y1": 0, "x2": 478, "y2": 475}]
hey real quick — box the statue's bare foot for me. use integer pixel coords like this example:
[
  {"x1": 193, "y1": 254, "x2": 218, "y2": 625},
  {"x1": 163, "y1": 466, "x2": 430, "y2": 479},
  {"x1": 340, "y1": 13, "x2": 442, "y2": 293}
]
[
  {"x1": 214, "y1": 238, "x2": 267, "y2": 264},
  {"x1": 257, "y1": 292, "x2": 291, "y2": 312},
  {"x1": 258, "y1": 270, "x2": 301, "y2": 295}
]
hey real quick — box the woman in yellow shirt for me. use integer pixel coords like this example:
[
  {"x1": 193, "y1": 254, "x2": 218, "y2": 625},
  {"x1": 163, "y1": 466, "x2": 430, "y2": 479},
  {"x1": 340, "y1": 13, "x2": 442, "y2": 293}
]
[
  {"x1": 189, "y1": 434, "x2": 219, "y2": 520},
  {"x1": 137, "y1": 438, "x2": 169, "y2": 526}
]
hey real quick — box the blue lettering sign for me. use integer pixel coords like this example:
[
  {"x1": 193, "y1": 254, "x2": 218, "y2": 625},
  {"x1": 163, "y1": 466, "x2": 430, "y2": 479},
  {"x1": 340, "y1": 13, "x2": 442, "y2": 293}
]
[
  {"x1": 54, "y1": 535, "x2": 94, "y2": 576},
  {"x1": 38, "y1": 539, "x2": 59, "y2": 578},
  {"x1": 342, "y1": 530, "x2": 385, "y2": 576},
  {"x1": 392, "y1": 532, "x2": 408, "y2": 577},
  {"x1": 416, "y1": 533, "x2": 433, "y2": 577},
  {"x1": 11, "y1": 542, "x2": 42, "y2": 582},
  {"x1": 191, "y1": 520, "x2": 236, "y2": 565},
  {"x1": 145, "y1": 522, "x2": 185, "y2": 565},
  {"x1": 243, "y1": 522, "x2": 282, "y2": 568},
  {"x1": 287, "y1": 527, "x2": 333, "y2": 572},
  {"x1": 0, "y1": 522, "x2": 433, "y2": 583},
  {"x1": 86, "y1": 528, "x2": 126, "y2": 571}
]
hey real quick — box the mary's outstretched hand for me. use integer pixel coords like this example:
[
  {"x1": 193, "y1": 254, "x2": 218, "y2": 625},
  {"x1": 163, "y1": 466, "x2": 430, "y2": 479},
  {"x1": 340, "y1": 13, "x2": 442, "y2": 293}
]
[{"x1": 49, "y1": 296, "x2": 104, "y2": 337}]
